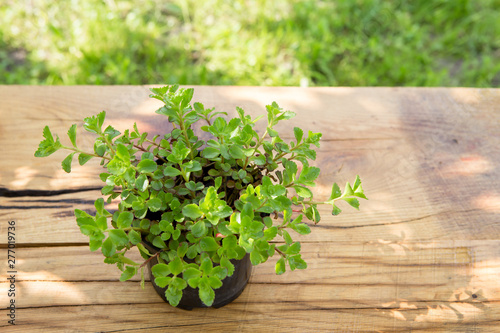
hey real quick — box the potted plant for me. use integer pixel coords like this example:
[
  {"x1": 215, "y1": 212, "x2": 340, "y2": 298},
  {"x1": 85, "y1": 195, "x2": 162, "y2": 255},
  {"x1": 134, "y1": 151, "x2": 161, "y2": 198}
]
[{"x1": 35, "y1": 85, "x2": 366, "y2": 309}]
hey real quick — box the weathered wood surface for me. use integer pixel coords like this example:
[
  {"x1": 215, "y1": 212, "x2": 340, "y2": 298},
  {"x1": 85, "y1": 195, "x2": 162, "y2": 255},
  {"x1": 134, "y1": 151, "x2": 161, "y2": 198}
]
[{"x1": 1, "y1": 86, "x2": 500, "y2": 332}]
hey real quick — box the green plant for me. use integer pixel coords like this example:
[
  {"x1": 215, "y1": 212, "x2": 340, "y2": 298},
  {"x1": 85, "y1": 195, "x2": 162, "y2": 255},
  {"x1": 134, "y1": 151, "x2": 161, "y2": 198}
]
[{"x1": 34, "y1": 85, "x2": 366, "y2": 307}]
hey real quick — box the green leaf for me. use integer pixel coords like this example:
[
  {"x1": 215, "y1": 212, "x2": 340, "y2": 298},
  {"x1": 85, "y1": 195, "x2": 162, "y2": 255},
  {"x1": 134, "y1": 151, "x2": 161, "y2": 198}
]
[
  {"x1": 61, "y1": 153, "x2": 75, "y2": 173},
  {"x1": 164, "y1": 166, "x2": 181, "y2": 177},
  {"x1": 288, "y1": 254, "x2": 307, "y2": 270},
  {"x1": 202, "y1": 147, "x2": 220, "y2": 159},
  {"x1": 83, "y1": 112, "x2": 104, "y2": 134},
  {"x1": 117, "y1": 211, "x2": 134, "y2": 229},
  {"x1": 292, "y1": 221, "x2": 311, "y2": 235},
  {"x1": 109, "y1": 229, "x2": 129, "y2": 247},
  {"x1": 343, "y1": 198, "x2": 360, "y2": 210},
  {"x1": 171, "y1": 276, "x2": 187, "y2": 290},
  {"x1": 214, "y1": 177, "x2": 222, "y2": 190},
  {"x1": 136, "y1": 174, "x2": 149, "y2": 192},
  {"x1": 183, "y1": 267, "x2": 202, "y2": 281},
  {"x1": 200, "y1": 237, "x2": 219, "y2": 252},
  {"x1": 329, "y1": 183, "x2": 342, "y2": 200},
  {"x1": 94, "y1": 141, "x2": 106, "y2": 156},
  {"x1": 147, "y1": 198, "x2": 163, "y2": 212},
  {"x1": 177, "y1": 242, "x2": 189, "y2": 258},
  {"x1": 282, "y1": 230, "x2": 293, "y2": 244},
  {"x1": 280, "y1": 110, "x2": 296, "y2": 120},
  {"x1": 250, "y1": 249, "x2": 264, "y2": 265},
  {"x1": 267, "y1": 127, "x2": 279, "y2": 137},
  {"x1": 186, "y1": 245, "x2": 198, "y2": 259},
  {"x1": 263, "y1": 216, "x2": 273, "y2": 228},
  {"x1": 115, "y1": 143, "x2": 130, "y2": 162},
  {"x1": 138, "y1": 159, "x2": 157, "y2": 173},
  {"x1": 78, "y1": 153, "x2": 92, "y2": 166},
  {"x1": 151, "y1": 263, "x2": 171, "y2": 277},
  {"x1": 96, "y1": 209, "x2": 107, "y2": 227},
  {"x1": 155, "y1": 276, "x2": 171, "y2": 288},
  {"x1": 264, "y1": 226, "x2": 278, "y2": 240},
  {"x1": 207, "y1": 276, "x2": 222, "y2": 289},
  {"x1": 353, "y1": 175, "x2": 361, "y2": 191},
  {"x1": 332, "y1": 205, "x2": 342, "y2": 216},
  {"x1": 297, "y1": 166, "x2": 320, "y2": 186},
  {"x1": 286, "y1": 242, "x2": 301, "y2": 255},
  {"x1": 106, "y1": 157, "x2": 128, "y2": 175},
  {"x1": 152, "y1": 236, "x2": 167, "y2": 249},
  {"x1": 137, "y1": 243, "x2": 151, "y2": 257},
  {"x1": 294, "y1": 185, "x2": 312, "y2": 198},
  {"x1": 128, "y1": 229, "x2": 141, "y2": 245},
  {"x1": 168, "y1": 257, "x2": 184, "y2": 275},
  {"x1": 293, "y1": 127, "x2": 303, "y2": 143},
  {"x1": 220, "y1": 257, "x2": 235, "y2": 276},
  {"x1": 228, "y1": 145, "x2": 245, "y2": 159},
  {"x1": 120, "y1": 266, "x2": 137, "y2": 281},
  {"x1": 91, "y1": 198, "x2": 105, "y2": 215},
  {"x1": 35, "y1": 126, "x2": 62, "y2": 157},
  {"x1": 183, "y1": 204, "x2": 203, "y2": 220},
  {"x1": 199, "y1": 283, "x2": 215, "y2": 307},
  {"x1": 89, "y1": 239, "x2": 102, "y2": 252},
  {"x1": 210, "y1": 266, "x2": 228, "y2": 280},
  {"x1": 104, "y1": 125, "x2": 121, "y2": 139},
  {"x1": 275, "y1": 257, "x2": 286, "y2": 275},
  {"x1": 200, "y1": 257, "x2": 213, "y2": 274},
  {"x1": 101, "y1": 237, "x2": 115, "y2": 257},
  {"x1": 166, "y1": 286, "x2": 183, "y2": 307},
  {"x1": 68, "y1": 124, "x2": 77, "y2": 147},
  {"x1": 343, "y1": 182, "x2": 354, "y2": 197},
  {"x1": 191, "y1": 220, "x2": 207, "y2": 238}
]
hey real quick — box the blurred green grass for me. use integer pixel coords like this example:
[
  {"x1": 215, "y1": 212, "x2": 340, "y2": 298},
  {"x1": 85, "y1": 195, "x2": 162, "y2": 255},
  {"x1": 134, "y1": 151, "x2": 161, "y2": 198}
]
[{"x1": 1, "y1": 0, "x2": 499, "y2": 86}]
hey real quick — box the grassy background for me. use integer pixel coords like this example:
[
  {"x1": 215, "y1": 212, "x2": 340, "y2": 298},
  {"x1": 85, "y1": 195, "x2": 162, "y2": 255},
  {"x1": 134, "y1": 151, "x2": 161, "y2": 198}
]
[{"x1": 1, "y1": 0, "x2": 499, "y2": 86}]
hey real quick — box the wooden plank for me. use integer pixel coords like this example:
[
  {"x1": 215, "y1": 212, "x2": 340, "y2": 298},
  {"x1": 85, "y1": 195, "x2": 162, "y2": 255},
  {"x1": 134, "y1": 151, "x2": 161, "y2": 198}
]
[
  {"x1": 2, "y1": 86, "x2": 500, "y2": 332},
  {"x1": 2, "y1": 87, "x2": 500, "y2": 245},
  {"x1": 1, "y1": 302, "x2": 499, "y2": 332},
  {"x1": 1, "y1": 241, "x2": 498, "y2": 308},
  {"x1": 1, "y1": 181, "x2": 498, "y2": 245},
  {"x1": 1, "y1": 241, "x2": 499, "y2": 284}
]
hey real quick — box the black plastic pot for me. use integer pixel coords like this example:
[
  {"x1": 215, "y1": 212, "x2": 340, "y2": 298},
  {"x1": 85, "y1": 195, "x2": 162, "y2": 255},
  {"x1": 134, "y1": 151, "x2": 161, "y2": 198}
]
[{"x1": 141, "y1": 240, "x2": 252, "y2": 310}]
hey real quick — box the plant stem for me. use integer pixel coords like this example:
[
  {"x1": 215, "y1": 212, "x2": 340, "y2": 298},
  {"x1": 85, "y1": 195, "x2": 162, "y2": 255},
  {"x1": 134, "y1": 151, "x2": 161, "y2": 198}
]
[
  {"x1": 244, "y1": 128, "x2": 268, "y2": 168},
  {"x1": 176, "y1": 108, "x2": 195, "y2": 159},
  {"x1": 275, "y1": 247, "x2": 286, "y2": 257},
  {"x1": 139, "y1": 250, "x2": 165, "y2": 268},
  {"x1": 61, "y1": 145, "x2": 111, "y2": 160}
]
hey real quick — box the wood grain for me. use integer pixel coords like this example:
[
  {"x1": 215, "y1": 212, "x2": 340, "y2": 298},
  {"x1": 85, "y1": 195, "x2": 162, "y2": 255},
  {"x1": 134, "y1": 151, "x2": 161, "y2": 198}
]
[{"x1": 1, "y1": 86, "x2": 500, "y2": 332}]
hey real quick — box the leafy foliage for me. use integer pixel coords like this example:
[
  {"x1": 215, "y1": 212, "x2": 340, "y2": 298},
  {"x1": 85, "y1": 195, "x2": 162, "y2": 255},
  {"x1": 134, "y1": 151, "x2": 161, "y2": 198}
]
[{"x1": 35, "y1": 85, "x2": 366, "y2": 307}]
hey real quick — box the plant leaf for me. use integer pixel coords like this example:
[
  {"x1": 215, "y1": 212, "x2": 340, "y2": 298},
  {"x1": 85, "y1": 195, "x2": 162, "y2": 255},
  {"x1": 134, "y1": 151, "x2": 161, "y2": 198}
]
[
  {"x1": 68, "y1": 124, "x2": 77, "y2": 147},
  {"x1": 182, "y1": 204, "x2": 203, "y2": 220},
  {"x1": 35, "y1": 126, "x2": 62, "y2": 157},
  {"x1": 275, "y1": 257, "x2": 286, "y2": 275},
  {"x1": 138, "y1": 159, "x2": 157, "y2": 173},
  {"x1": 166, "y1": 286, "x2": 183, "y2": 307},
  {"x1": 120, "y1": 266, "x2": 137, "y2": 281},
  {"x1": 117, "y1": 211, "x2": 134, "y2": 229},
  {"x1": 128, "y1": 229, "x2": 141, "y2": 245},
  {"x1": 191, "y1": 220, "x2": 207, "y2": 238},
  {"x1": 151, "y1": 263, "x2": 171, "y2": 277},
  {"x1": 78, "y1": 153, "x2": 92, "y2": 165},
  {"x1": 200, "y1": 237, "x2": 219, "y2": 252},
  {"x1": 198, "y1": 282, "x2": 215, "y2": 307},
  {"x1": 109, "y1": 229, "x2": 129, "y2": 246},
  {"x1": 61, "y1": 152, "x2": 75, "y2": 173},
  {"x1": 293, "y1": 127, "x2": 303, "y2": 143}
]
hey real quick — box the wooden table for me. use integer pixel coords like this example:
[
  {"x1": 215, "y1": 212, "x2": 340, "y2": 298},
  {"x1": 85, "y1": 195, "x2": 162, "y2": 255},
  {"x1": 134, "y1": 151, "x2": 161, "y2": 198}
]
[{"x1": 1, "y1": 86, "x2": 500, "y2": 332}]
